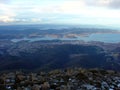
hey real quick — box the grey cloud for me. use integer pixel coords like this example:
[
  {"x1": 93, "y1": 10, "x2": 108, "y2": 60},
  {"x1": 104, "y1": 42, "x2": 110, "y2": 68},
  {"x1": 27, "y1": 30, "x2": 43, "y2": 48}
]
[
  {"x1": 109, "y1": 0, "x2": 120, "y2": 9},
  {"x1": 0, "y1": 0, "x2": 11, "y2": 4},
  {"x1": 85, "y1": 0, "x2": 120, "y2": 9}
]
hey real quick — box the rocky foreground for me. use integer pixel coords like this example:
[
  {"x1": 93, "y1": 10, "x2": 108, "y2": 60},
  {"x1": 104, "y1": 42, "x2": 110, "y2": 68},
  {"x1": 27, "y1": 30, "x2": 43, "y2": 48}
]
[{"x1": 0, "y1": 68, "x2": 120, "y2": 90}]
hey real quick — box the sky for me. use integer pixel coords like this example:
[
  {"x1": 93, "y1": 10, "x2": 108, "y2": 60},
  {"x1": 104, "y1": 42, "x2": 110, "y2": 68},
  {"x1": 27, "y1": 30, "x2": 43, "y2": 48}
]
[{"x1": 0, "y1": 0, "x2": 120, "y2": 26}]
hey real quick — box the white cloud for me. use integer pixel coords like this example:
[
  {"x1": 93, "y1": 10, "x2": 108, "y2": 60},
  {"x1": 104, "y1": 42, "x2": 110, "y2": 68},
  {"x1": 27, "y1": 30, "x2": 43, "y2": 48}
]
[
  {"x1": 29, "y1": 0, "x2": 120, "y2": 19},
  {"x1": 57, "y1": 0, "x2": 120, "y2": 18},
  {"x1": 31, "y1": 18, "x2": 42, "y2": 22},
  {"x1": 60, "y1": 1, "x2": 89, "y2": 16},
  {"x1": 31, "y1": 5, "x2": 61, "y2": 14},
  {"x1": 60, "y1": 0, "x2": 86, "y2": 14},
  {"x1": 0, "y1": 16, "x2": 15, "y2": 23},
  {"x1": 0, "y1": 0, "x2": 120, "y2": 25},
  {"x1": 0, "y1": 3, "x2": 16, "y2": 23},
  {"x1": 0, "y1": 3, "x2": 15, "y2": 15}
]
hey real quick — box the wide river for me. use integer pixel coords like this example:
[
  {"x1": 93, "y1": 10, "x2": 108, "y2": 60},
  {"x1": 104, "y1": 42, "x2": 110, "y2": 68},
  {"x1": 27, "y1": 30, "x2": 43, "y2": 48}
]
[{"x1": 11, "y1": 33, "x2": 120, "y2": 43}]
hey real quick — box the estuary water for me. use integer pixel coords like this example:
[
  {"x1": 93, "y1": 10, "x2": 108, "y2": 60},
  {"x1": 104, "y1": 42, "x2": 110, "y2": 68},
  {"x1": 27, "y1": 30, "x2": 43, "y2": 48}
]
[{"x1": 11, "y1": 33, "x2": 120, "y2": 43}]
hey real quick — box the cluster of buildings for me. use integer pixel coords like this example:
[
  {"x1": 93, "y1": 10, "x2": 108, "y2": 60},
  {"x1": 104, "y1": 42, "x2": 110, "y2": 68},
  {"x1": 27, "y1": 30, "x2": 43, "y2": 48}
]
[{"x1": 0, "y1": 68, "x2": 120, "y2": 90}]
